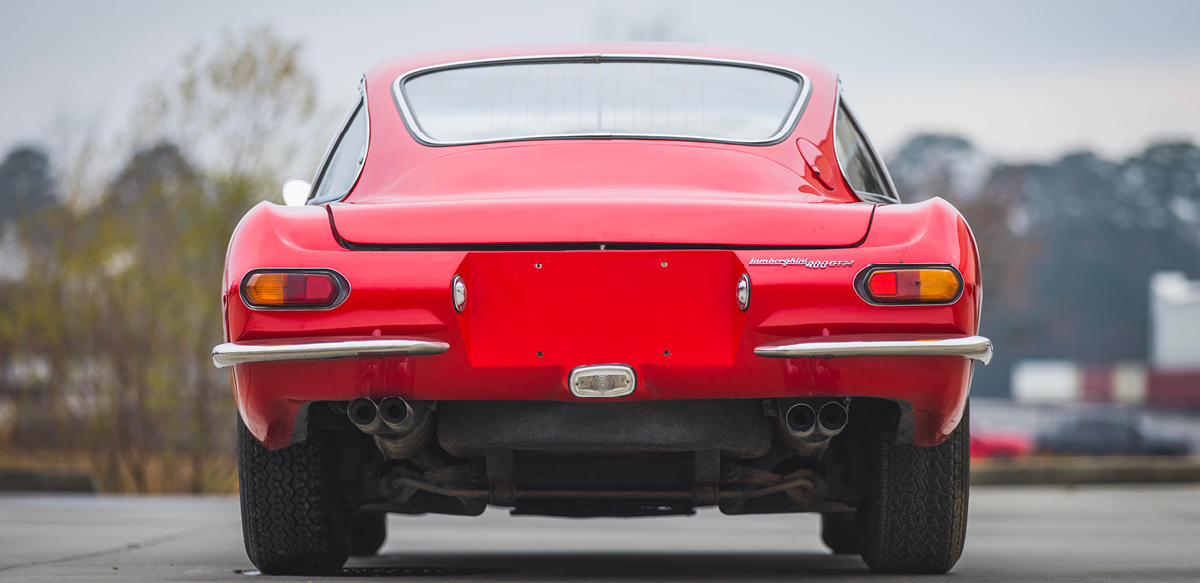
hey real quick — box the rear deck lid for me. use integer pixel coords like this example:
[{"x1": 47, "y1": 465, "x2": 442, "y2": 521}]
[{"x1": 329, "y1": 196, "x2": 874, "y2": 248}]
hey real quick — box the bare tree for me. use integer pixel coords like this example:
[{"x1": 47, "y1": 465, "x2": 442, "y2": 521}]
[
  {"x1": 132, "y1": 24, "x2": 321, "y2": 183},
  {"x1": 1, "y1": 25, "x2": 321, "y2": 493}
]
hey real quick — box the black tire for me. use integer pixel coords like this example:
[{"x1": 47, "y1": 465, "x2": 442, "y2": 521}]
[
  {"x1": 820, "y1": 512, "x2": 861, "y2": 555},
  {"x1": 238, "y1": 416, "x2": 349, "y2": 575},
  {"x1": 859, "y1": 403, "x2": 969, "y2": 574},
  {"x1": 349, "y1": 512, "x2": 388, "y2": 556}
]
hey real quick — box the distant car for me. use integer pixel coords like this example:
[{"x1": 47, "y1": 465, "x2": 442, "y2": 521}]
[
  {"x1": 971, "y1": 428, "x2": 1032, "y2": 459},
  {"x1": 213, "y1": 44, "x2": 991, "y2": 576},
  {"x1": 1035, "y1": 407, "x2": 1191, "y2": 456}
]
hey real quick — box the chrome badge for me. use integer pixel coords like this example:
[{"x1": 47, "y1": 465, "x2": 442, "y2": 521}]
[{"x1": 569, "y1": 364, "x2": 636, "y2": 398}]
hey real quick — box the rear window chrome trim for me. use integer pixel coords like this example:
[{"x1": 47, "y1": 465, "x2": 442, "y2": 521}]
[
  {"x1": 307, "y1": 77, "x2": 370, "y2": 205},
  {"x1": 391, "y1": 54, "x2": 812, "y2": 147},
  {"x1": 832, "y1": 86, "x2": 900, "y2": 204}
]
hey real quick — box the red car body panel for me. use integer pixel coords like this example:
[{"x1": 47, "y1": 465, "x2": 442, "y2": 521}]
[{"x1": 221, "y1": 44, "x2": 983, "y2": 451}]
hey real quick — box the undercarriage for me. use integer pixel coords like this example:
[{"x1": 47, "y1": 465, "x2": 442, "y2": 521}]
[{"x1": 312, "y1": 397, "x2": 897, "y2": 518}]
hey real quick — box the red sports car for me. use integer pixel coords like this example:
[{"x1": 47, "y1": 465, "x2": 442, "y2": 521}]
[{"x1": 214, "y1": 44, "x2": 989, "y2": 575}]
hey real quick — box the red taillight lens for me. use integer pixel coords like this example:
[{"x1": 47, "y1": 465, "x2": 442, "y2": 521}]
[
  {"x1": 867, "y1": 271, "x2": 898, "y2": 297},
  {"x1": 243, "y1": 272, "x2": 342, "y2": 308},
  {"x1": 862, "y1": 267, "x2": 961, "y2": 304}
]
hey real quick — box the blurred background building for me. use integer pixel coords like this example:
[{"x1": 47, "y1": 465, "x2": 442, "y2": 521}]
[{"x1": 1011, "y1": 272, "x2": 1200, "y2": 408}]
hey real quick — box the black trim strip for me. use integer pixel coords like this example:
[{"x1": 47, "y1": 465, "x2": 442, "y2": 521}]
[{"x1": 325, "y1": 204, "x2": 875, "y2": 252}]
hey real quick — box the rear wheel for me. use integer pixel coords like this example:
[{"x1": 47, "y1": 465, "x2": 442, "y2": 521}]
[
  {"x1": 349, "y1": 512, "x2": 388, "y2": 556},
  {"x1": 820, "y1": 512, "x2": 860, "y2": 555},
  {"x1": 859, "y1": 403, "x2": 969, "y2": 574},
  {"x1": 238, "y1": 417, "x2": 349, "y2": 575}
]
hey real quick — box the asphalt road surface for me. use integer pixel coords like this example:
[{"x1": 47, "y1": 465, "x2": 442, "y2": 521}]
[{"x1": 2, "y1": 485, "x2": 1200, "y2": 582}]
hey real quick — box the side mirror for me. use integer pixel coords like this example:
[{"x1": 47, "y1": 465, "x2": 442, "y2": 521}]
[{"x1": 281, "y1": 178, "x2": 312, "y2": 207}]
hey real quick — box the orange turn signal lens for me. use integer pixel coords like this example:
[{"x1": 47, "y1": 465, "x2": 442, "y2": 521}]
[
  {"x1": 243, "y1": 271, "x2": 342, "y2": 308},
  {"x1": 862, "y1": 267, "x2": 961, "y2": 304}
]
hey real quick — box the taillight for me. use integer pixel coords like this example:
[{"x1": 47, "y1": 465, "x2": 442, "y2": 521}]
[
  {"x1": 858, "y1": 266, "x2": 962, "y2": 304},
  {"x1": 241, "y1": 270, "x2": 346, "y2": 309}
]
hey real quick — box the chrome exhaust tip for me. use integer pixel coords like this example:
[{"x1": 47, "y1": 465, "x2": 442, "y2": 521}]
[
  {"x1": 783, "y1": 403, "x2": 817, "y2": 439},
  {"x1": 348, "y1": 397, "x2": 433, "y2": 459},
  {"x1": 817, "y1": 401, "x2": 848, "y2": 437},
  {"x1": 378, "y1": 397, "x2": 415, "y2": 433},
  {"x1": 348, "y1": 398, "x2": 383, "y2": 433}
]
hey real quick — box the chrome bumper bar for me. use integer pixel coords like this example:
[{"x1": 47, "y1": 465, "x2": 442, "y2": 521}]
[
  {"x1": 754, "y1": 335, "x2": 993, "y2": 365},
  {"x1": 212, "y1": 339, "x2": 450, "y2": 368}
]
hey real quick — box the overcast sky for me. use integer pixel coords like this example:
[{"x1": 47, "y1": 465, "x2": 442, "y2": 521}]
[{"x1": 3, "y1": 0, "x2": 1199, "y2": 163}]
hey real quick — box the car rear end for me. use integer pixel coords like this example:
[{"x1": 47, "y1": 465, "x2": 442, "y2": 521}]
[
  {"x1": 220, "y1": 194, "x2": 982, "y2": 451},
  {"x1": 224, "y1": 47, "x2": 987, "y2": 576}
]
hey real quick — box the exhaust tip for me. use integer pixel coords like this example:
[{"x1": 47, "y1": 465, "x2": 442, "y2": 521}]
[
  {"x1": 817, "y1": 402, "x2": 848, "y2": 435},
  {"x1": 348, "y1": 398, "x2": 380, "y2": 431},
  {"x1": 378, "y1": 397, "x2": 414, "y2": 432},
  {"x1": 784, "y1": 403, "x2": 817, "y2": 437}
]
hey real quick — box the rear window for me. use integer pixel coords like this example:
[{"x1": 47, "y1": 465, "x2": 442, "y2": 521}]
[{"x1": 396, "y1": 58, "x2": 806, "y2": 145}]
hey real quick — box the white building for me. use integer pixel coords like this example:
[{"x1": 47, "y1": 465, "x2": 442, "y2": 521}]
[
  {"x1": 1150, "y1": 272, "x2": 1200, "y2": 371},
  {"x1": 1010, "y1": 272, "x2": 1200, "y2": 406}
]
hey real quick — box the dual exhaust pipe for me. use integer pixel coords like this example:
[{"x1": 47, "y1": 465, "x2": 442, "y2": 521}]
[
  {"x1": 783, "y1": 401, "x2": 848, "y2": 439},
  {"x1": 778, "y1": 399, "x2": 849, "y2": 456},
  {"x1": 347, "y1": 397, "x2": 432, "y2": 459},
  {"x1": 349, "y1": 397, "x2": 418, "y2": 435}
]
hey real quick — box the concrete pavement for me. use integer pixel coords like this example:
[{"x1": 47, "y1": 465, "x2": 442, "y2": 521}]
[{"x1": 2, "y1": 485, "x2": 1200, "y2": 581}]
